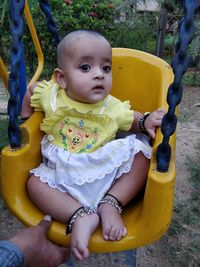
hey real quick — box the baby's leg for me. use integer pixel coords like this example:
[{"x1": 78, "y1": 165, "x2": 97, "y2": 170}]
[
  {"x1": 98, "y1": 151, "x2": 149, "y2": 241},
  {"x1": 70, "y1": 211, "x2": 99, "y2": 260},
  {"x1": 27, "y1": 176, "x2": 99, "y2": 260}
]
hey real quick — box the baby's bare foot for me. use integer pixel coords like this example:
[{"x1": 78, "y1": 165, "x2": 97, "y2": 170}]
[
  {"x1": 70, "y1": 213, "x2": 99, "y2": 261},
  {"x1": 98, "y1": 203, "x2": 127, "y2": 241}
]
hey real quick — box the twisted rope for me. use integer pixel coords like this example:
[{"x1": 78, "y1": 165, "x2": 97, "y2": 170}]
[
  {"x1": 38, "y1": 0, "x2": 60, "y2": 46},
  {"x1": 156, "y1": 0, "x2": 200, "y2": 172},
  {"x1": 8, "y1": 0, "x2": 25, "y2": 148}
]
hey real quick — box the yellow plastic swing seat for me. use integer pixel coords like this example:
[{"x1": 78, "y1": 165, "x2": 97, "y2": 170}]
[{"x1": 0, "y1": 48, "x2": 175, "y2": 253}]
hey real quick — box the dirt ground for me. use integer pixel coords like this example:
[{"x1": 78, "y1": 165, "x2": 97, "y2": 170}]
[
  {"x1": 137, "y1": 86, "x2": 200, "y2": 266},
  {"x1": 0, "y1": 86, "x2": 199, "y2": 266}
]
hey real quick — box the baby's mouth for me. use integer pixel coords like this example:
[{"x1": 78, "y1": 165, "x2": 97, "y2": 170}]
[{"x1": 93, "y1": 85, "x2": 104, "y2": 90}]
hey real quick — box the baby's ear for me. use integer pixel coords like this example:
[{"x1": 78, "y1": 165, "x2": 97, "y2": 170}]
[{"x1": 54, "y1": 68, "x2": 67, "y2": 89}]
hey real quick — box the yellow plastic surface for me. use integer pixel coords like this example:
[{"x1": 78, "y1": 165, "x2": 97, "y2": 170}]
[
  {"x1": 0, "y1": 57, "x2": 9, "y2": 89},
  {"x1": 0, "y1": 48, "x2": 175, "y2": 252},
  {"x1": 24, "y1": 0, "x2": 44, "y2": 87}
]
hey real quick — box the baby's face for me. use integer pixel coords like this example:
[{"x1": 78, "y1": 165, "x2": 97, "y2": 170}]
[{"x1": 61, "y1": 36, "x2": 112, "y2": 103}]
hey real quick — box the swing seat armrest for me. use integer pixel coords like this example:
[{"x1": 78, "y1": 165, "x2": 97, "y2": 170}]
[{"x1": 1, "y1": 112, "x2": 45, "y2": 226}]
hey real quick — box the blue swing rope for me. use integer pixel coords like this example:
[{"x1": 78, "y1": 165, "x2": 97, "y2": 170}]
[
  {"x1": 38, "y1": 0, "x2": 60, "y2": 46},
  {"x1": 156, "y1": 0, "x2": 200, "y2": 172},
  {"x1": 7, "y1": 0, "x2": 60, "y2": 149},
  {"x1": 10, "y1": 0, "x2": 27, "y2": 112},
  {"x1": 8, "y1": 0, "x2": 25, "y2": 148}
]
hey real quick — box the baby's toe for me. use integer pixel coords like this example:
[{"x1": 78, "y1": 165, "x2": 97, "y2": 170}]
[
  {"x1": 108, "y1": 226, "x2": 120, "y2": 241},
  {"x1": 71, "y1": 247, "x2": 83, "y2": 261},
  {"x1": 71, "y1": 245, "x2": 89, "y2": 261},
  {"x1": 102, "y1": 223, "x2": 112, "y2": 240},
  {"x1": 122, "y1": 226, "x2": 127, "y2": 237},
  {"x1": 117, "y1": 226, "x2": 127, "y2": 240}
]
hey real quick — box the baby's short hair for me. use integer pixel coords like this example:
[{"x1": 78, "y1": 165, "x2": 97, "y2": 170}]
[{"x1": 57, "y1": 30, "x2": 111, "y2": 69}]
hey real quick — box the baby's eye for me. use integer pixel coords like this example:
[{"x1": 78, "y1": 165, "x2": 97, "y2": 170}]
[
  {"x1": 80, "y1": 64, "x2": 91, "y2": 72},
  {"x1": 102, "y1": 65, "x2": 111, "y2": 73}
]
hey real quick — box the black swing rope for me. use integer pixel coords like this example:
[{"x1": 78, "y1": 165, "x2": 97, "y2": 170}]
[
  {"x1": 8, "y1": 0, "x2": 25, "y2": 149},
  {"x1": 156, "y1": 0, "x2": 200, "y2": 172},
  {"x1": 7, "y1": 0, "x2": 60, "y2": 149},
  {"x1": 38, "y1": 0, "x2": 60, "y2": 46}
]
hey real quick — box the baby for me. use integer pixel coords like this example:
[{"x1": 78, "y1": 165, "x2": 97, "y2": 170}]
[{"x1": 21, "y1": 30, "x2": 165, "y2": 261}]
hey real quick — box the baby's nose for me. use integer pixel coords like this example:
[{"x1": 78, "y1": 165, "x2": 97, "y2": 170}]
[{"x1": 94, "y1": 68, "x2": 104, "y2": 79}]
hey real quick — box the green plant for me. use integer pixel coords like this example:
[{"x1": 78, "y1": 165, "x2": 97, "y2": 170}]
[
  {"x1": 110, "y1": 3, "x2": 157, "y2": 51},
  {"x1": 0, "y1": 116, "x2": 9, "y2": 151},
  {"x1": 164, "y1": 33, "x2": 177, "y2": 58},
  {"x1": 161, "y1": 142, "x2": 200, "y2": 266},
  {"x1": 188, "y1": 20, "x2": 200, "y2": 69},
  {"x1": 1, "y1": 0, "x2": 160, "y2": 78},
  {"x1": 0, "y1": 0, "x2": 11, "y2": 63},
  {"x1": 21, "y1": 0, "x2": 120, "y2": 78},
  {"x1": 178, "y1": 110, "x2": 190, "y2": 123},
  {"x1": 182, "y1": 71, "x2": 200, "y2": 87},
  {"x1": 187, "y1": 143, "x2": 200, "y2": 188}
]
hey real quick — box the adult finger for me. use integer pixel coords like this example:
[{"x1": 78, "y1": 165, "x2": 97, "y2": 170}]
[
  {"x1": 52, "y1": 246, "x2": 71, "y2": 266},
  {"x1": 37, "y1": 215, "x2": 52, "y2": 235}
]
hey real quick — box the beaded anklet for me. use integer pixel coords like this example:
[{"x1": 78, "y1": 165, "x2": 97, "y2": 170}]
[
  {"x1": 66, "y1": 206, "x2": 97, "y2": 234},
  {"x1": 98, "y1": 193, "x2": 122, "y2": 214}
]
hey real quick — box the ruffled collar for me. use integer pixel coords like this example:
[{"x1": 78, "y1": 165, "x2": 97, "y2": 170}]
[{"x1": 59, "y1": 88, "x2": 111, "y2": 110}]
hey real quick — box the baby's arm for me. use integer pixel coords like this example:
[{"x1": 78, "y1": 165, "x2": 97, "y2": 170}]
[
  {"x1": 130, "y1": 108, "x2": 165, "y2": 139},
  {"x1": 21, "y1": 82, "x2": 41, "y2": 119}
]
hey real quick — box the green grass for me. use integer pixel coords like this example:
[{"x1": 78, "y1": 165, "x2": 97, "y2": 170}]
[
  {"x1": 178, "y1": 110, "x2": 190, "y2": 123},
  {"x1": 0, "y1": 116, "x2": 9, "y2": 151},
  {"x1": 182, "y1": 71, "x2": 200, "y2": 87},
  {"x1": 162, "y1": 142, "x2": 200, "y2": 266},
  {"x1": 0, "y1": 116, "x2": 24, "y2": 151}
]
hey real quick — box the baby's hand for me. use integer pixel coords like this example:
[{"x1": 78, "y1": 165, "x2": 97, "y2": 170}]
[{"x1": 144, "y1": 108, "x2": 165, "y2": 139}]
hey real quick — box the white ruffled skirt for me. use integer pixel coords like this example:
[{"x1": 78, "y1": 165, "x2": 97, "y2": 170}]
[{"x1": 30, "y1": 134, "x2": 152, "y2": 207}]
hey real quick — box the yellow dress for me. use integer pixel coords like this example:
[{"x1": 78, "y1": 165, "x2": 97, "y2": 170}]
[{"x1": 30, "y1": 79, "x2": 152, "y2": 207}]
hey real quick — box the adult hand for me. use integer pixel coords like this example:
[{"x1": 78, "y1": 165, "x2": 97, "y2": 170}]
[
  {"x1": 144, "y1": 108, "x2": 165, "y2": 139},
  {"x1": 9, "y1": 215, "x2": 70, "y2": 267}
]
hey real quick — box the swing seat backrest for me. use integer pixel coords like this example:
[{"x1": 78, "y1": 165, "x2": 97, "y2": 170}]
[{"x1": 1, "y1": 48, "x2": 176, "y2": 252}]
